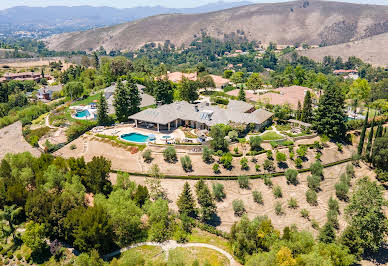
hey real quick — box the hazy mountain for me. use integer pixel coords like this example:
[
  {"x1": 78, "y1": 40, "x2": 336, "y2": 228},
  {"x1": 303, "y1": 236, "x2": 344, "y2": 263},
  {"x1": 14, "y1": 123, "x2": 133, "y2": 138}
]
[
  {"x1": 0, "y1": 1, "x2": 253, "y2": 37},
  {"x1": 44, "y1": 0, "x2": 388, "y2": 54}
]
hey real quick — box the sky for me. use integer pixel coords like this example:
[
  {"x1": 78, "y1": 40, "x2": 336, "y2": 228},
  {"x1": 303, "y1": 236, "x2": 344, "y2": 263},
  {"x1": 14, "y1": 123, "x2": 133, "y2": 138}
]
[{"x1": 0, "y1": 0, "x2": 387, "y2": 9}]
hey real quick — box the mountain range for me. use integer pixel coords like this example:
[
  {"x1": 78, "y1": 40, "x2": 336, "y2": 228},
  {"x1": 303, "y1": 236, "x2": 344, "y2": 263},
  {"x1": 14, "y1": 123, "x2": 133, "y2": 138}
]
[{"x1": 0, "y1": 1, "x2": 253, "y2": 37}]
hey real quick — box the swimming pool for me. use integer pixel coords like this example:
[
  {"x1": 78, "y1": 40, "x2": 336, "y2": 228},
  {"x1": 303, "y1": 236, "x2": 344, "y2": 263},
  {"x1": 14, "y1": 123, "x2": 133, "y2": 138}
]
[
  {"x1": 121, "y1": 133, "x2": 150, "y2": 143},
  {"x1": 75, "y1": 109, "x2": 91, "y2": 118}
]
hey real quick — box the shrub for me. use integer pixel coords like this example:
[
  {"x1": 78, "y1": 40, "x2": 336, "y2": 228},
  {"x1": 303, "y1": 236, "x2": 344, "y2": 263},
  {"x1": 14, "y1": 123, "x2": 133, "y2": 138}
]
[
  {"x1": 240, "y1": 157, "x2": 249, "y2": 170},
  {"x1": 296, "y1": 145, "x2": 308, "y2": 158},
  {"x1": 263, "y1": 175, "x2": 273, "y2": 187},
  {"x1": 351, "y1": 152, "x2": 361, "y2": 166},
  {"x1": 238, "y1": 175, "x2": 250, "y2": 189},
  {"x1": 310, "y1": 161, "x2": 323, "y2": 177},
  {"x1": 213, "y1": 163, "x2": 220, "y2": 174},
  {"x1": 335, "y1": 181, "x2": 349, "y2": 201},
  {"x1": 300, "y1": 208, "x2": 310, "y2": 219},
  {"x1": 202, "y1": 146, "x2": 213, "y2": 163},
  {"x1": 252, "y1": 191, "x2": 263, "y2": 204},
  {"x1": 311, "y1": 219, "x2": 320, "y2": 230},
  {"x1": 263, "y1": 159, "x2": 275, "y2": 172},
  {"x1": 315, "y1": 152, "x2": 321, "y2": 160},
  {"x1": 212, "y1": 183, "x2": 225, "y2": 201},
  {"x1": 180, "y1": 155, "x2": 192, "y2": 172},
  {"x1": 249, "y1": 136, "x2": 263, "y2": 151},
  {"x1": 220, "y1": 153, "x2": 233, "y2": 169},
  {"x1": 255, "y1": 164, "x2": 260, "y2": 172},
  {"x1": 233, "y1": 147, "x2": 239, "y2": 154},
  {"x1": 7, "y1": 252, "x2": 13, "y2": 259},
  {"x1": 228, "y1": 130, "x2": 238, "y2": 142},
  {"x1": 273, "y1": 185, "x2": 282, "y2": 198},
  {"x1": 142, "y1": 149, "x2": 153, "y2": 163},
  {"x1": 340, "y1": 173, "x2": 351, "y2": 186},
  {"x1": 66, "y1": 121, "x2": 96, "y2": 141},
  {"x1": 275, "y1": 202, "x2": 284, "y2": 215},
  {"x1": 276, "y1": 152, "x2": 287, "y2": 162},
  {"x1": 327, "y1": 209, "x2": 339, "y2": 229},
  {"x1": 337, "y1": 143, "x2": 343, "y2": 152},
  {"x1": 289, "y1": 152, "x2": 294, "y2": 160},
  {"x1": 306, "y1": 189, "x2": 318, "y2": 206},
  {"x1": 285, "y1": 169, "x2": 298, "y2": 185},
  {"x1": 16, "y1": 254, "x2": 22, "y2": 260},
  {"x1": 307, "y1": 175, "x2": 321, "y2": 192},
  {"x1": 232, "y1": 199, "x2": 245, "y2": 216},
  {"x1": 266, "y1": 150, "x2": 273, "y2": 160},
  {"x1": 163, "y1": 146, "x2": 177, "y2": 163},
  {"x1": 328, "y1": 197, "x2": 339, "y2": 214},
  {"x1": 4, "y1": 259, "x2": 9, "y2": 265},
  {"x1": 288, "y1": 197, "x2": 298, "y2": 209},
  {"x1": 295, "y1": 157, "x2": 303, "y2": 168},
  {"x1": 251, "y1": 157, "x2": 257, "y2": 163},
  {"x1": 346, "y1": 163, "x2": 355, "y2": 178},
  {"x1": 70, "y1": 144, "x2": 77, "y2": 150}
]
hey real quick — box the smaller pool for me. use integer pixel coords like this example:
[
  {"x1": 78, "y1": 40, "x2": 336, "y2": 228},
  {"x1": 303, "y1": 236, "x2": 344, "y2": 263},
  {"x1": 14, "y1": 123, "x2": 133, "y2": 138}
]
[
  {"x1": 162, "y1": 135, "x2": 171, "y2": 140},
  {"x1": 75, "y1": 109, "x2": 91, "y2": 118},
  {"x1": 121, "y1": 133, "x2": 149, "y2": 143}
]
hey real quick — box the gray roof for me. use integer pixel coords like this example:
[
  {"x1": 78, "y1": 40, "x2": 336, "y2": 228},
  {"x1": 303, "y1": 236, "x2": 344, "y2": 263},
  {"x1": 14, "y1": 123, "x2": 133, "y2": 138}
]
[
  {"x1": 129, "y1": 101, "x2": 273, "y2": 126},
  {"x1": 43, "y1": 85, "x2": 62, "y2": 92},
  {"x1": 104, "y1": 82, "x2": 154, "y2": 114},
  {"x1": 288, "y1": 119, "x2": 312, "y2": 127},
  {"x1": 227, "y1": 100, "x2": 254, "y2": 113}
]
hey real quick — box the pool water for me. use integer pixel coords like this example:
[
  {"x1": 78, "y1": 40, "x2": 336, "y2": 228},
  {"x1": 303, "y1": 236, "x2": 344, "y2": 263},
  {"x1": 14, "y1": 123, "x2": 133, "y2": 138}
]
[
  {"x1": 121, "y1": 133, "x2": 149, "y2": 143},
  {"x1": 75, "y1": 109, "x2": 91, "y2": 118}
]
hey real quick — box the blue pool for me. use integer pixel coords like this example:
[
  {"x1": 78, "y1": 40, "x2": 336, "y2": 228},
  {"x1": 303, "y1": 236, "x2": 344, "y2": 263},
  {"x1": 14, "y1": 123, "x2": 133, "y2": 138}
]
[
  {"x1": 121, "y1": 133, "x2": 150, "y2": 143},
  {"x1": 75, "y1": 109, "x2": 91, "y2": 118}
]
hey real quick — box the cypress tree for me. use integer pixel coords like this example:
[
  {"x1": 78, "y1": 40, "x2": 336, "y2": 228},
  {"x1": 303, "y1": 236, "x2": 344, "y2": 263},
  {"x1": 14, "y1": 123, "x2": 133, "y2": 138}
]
[
  {"x1": 113, "y1": 80, "x2": 131, "y2": 122},
  {"x1": 177, "y1": 182, "x2": 197, "y2": 218},
  {"x1": 375, "y1": 121, "x2": 383, "y2": 139},
  {"x1": 296, "y1": 101, "x2": 302, "y2": 120},
  {"x1": 97, "y1": 93, "x2": 109, "y2": 126},
  {"x1": 365, "y1": 114, "x2": 376, "y2": 161},
  {"x1": 127, "y1": 79, "x2": 141, "y2": 116},
  {"x1": 301, "y1": 90, "x2": 313, "y2": 123},
  {"x1": 357, "y1": 109, "x2": 369, "y2": 155},
  {"x1": 41, "y1": 69, "x2": 44, "y2": 79},
  {"x1": 238, "y1": 86, "x2": 246, "y2": 102},
  {"x1": 195, "y1": 180, "x2": 216, "y2": 223},
  {"x1": 93, "y1": 52, "x2": 99, "y2": 69}
]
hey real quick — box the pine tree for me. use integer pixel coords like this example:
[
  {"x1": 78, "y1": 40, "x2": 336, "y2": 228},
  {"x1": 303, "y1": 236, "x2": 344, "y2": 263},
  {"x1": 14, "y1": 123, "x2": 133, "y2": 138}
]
[
  {"x1": 365, "y1": 114, "x2": 376, "y2": 161},
  {"x1": 177, "y1": 182, "x2": 196, "y2": 218},
  {"x1": 93, "y1": 52, "x2": 99, "y2": 69},
  {"x1": 357, "y1": 109, "x2": 369, "y2": 155},
  {"x1": 296, "y1": 101, "x2": 302, "y2": 120},
  {"x1": 127, "y1": 79, "x2": 141, "y2": 116},
  {"x1": 238, "y1": 86, "x2": 246, "y2": 102},
  {"x1": 319, "y1": 222, "x2": 336, "y2": 243},
  {"x1": 195, "y1": 180, "x2": 216, "y2": 223},
  {"x1": 113, "y1": 80, "x2": 131, "y2": 122},
  {"x1": 97, "y1": 93, "x2": 109, "y2": 126},
  {"x1": 313, "y1": 84, "x2": 347, "y2": 140},
  {"x1": 301, "y1": 90, "x2": 313, "y2": 123}
]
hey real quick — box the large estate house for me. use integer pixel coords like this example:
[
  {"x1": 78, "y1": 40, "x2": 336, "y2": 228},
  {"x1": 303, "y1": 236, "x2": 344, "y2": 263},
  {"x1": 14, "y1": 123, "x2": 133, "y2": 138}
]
[{"x1": 129, "y1": 100, "x2": 273, "y2": 132}]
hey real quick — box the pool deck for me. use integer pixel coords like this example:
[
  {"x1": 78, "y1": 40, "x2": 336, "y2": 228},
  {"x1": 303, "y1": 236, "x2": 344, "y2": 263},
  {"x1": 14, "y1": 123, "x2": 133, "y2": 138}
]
[{"x1": 94, "y1": 124, "x2": 187, "y2": 145}]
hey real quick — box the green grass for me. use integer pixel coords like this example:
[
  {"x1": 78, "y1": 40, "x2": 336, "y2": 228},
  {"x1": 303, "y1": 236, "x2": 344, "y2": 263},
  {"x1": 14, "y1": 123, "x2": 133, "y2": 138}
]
[
  {"x1": 169, "y1": 247, "x2": 230, "y2": 266},
  {"x1": 276, "y1": 123, "x2": 292, "y2": 131},
  {"x1": 261, "y1": 131, "x2": 284, "y2": 141},
  {"x1": 114, "y1": 246, "x2": 165, "y2": 265},
  {"x1": 70, "y1": 93, "x2": 101, "y2": 106},
  {"x1": 189, "y1": 228, "x2": 232, "y2": 254},
  {"x1": 140, "y1": 104, "x2": 157, "y2": 111}
]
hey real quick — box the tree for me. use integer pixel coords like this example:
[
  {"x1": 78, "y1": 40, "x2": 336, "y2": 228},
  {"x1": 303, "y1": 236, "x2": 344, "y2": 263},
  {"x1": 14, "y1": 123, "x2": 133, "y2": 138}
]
[
  {"x1": 63, "y1": 81, "x2": 84, "y2": 100},
  {"x1": 93, "y1": 52, "x2": 99, "y2": 69},
  {"x1": 146, "y1": 199, "x2": 174, "y2": 242},
  {"x1": 210, "y1": 124, "x2": 228, "y2": 152},
  {"x1": 127, "y1": 80, "x2": 141, "y2": 116},
  {"x1": 195, "y1": 180, "x2": 216, "y2": 223},
  {"x1": 179, "y1": 77, "x2": 199, "y2": 103},
  {"x1": 249, "y1": 136, "x2": 262, "y2": 151},
  {"x1": 238, "y1": 86, "x2": 246, "y2": 101},
  {"x1": 357, "y1": 110, "x2": 369, "y2": 155},
  {"x1": 230, "y1": 72, "x2": 245, "y2": 86},
  {"x1": 224, "y1": 70, "x2": 233, "y2": 78},
  {"x1": 246, "y1": 73, "x2": 263, "y2": 93},
  {"x1": 276, "y1": 247, "x2": 296, "y2": 266},
  {"x1": 199, "y1": 75, "x2": 215, "y2": 89},
  {"x1": 113, "y1": 80, "x2": 132, "y2": 122},
  {"x1": 81, "y1": 55, "x2": 91, "y2": 67},
  {"x1": 319, "y1": 222, "x2": 336, "y2": 243},
  {"x1": 212, "y1": 183, "x2": 225, "y2": 201},
  {"x1": 365, "y1": 115, "x2": 376, "y2": 161},
  {"x1": 110, "y1": 56, "x2": 133, "y2": 78},
  {"x1": 296, "y1": 101, "x2": 302, "y2": 120},
  {"x1": 344, "y1": 177, "x2": 388, "y2": 253},
  {"x1": 163, "y1": 146, "x2": 177, "y2": 163},
  {"x1": 0, "y1": 205, "x2": 22, "y2": 239},
  {"x1": 22, "y1": 222, "x2": 47, "y2": 254},
  {"x1": 202, "y1": 146, "x2": 213, "y2": 163},
  {"x1": 301, "y1": 90, "x2": 313, "y2": 123},
  {"x1": 313, "y1": 84, "x2": 347, "y2": 140},
  {"x1": 285, "y1": 169, "x2": 298, "y2": 185},
  {"x1": 154, "y1": 80, "x2": 174, "y2": 105},
  {"x1": 348, "y1": 78, "x2": 371, "y2": 111},
  {"x1": 177, "y1": 182, "x2": 196, "y2": 218},
  {"x1": 371, "y1": 135, "x2": 388, "y2": 171},
  {"x1": 84, "y1": 156, "x2": 112, "y2": 196},
  {"x1": 97, "y1": 93, "x2": 110, "y2": 126}
]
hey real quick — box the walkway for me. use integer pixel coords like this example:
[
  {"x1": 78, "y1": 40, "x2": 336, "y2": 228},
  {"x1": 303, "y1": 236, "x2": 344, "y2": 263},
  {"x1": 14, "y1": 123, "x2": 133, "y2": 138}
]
[{"x1": 103, "y1": 240, "x2": 240, "y2": 265}]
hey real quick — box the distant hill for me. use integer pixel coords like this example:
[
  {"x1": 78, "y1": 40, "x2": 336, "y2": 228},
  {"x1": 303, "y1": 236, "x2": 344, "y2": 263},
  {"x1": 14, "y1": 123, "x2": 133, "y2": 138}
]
[
  {"x1": 44, "y1": 0, "x2": 388, "y2": 56},
  {"x1": 299, "y1": 32, "x2": 388, "y2": 67},
  {"x1": 0, "y1": 1, "x2": 253, "y2": 37}
]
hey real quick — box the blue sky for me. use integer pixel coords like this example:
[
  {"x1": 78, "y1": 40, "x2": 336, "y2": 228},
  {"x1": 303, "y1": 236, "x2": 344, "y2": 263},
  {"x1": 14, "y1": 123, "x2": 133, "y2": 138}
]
[{"x1": 0, "y1": 0, "x2": 387, "y2": 9}]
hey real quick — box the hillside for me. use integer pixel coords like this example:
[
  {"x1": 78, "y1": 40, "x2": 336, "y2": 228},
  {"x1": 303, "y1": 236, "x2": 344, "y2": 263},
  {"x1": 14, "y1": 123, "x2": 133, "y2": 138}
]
[
  {"x1": 298, "y1": 32, "x2": 388, "y2": 66},
  {"x1": 44, "y1": 0, "x2": 388, "y2": 53}
]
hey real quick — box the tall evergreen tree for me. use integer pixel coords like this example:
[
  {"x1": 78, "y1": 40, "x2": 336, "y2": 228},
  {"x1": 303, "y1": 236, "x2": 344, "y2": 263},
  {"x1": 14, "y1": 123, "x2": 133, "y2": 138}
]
[
  {"x1": 97, "y1": 93, "x2": 109, "y2": 126},
  {"x1": 154, "y1": 80, "x2": 174, "y2": 105},
  {"x1": 365, "y1": 114, "x2": 376, "y2": 161},
  {"x1": 296, "y1": 101, "x2": 302, "y2": 120},
  {"x1": 375, "y1": 121, "x2": 383, "y2": 139},
  {"x1": 238, "y1": 86, "x2": 246, "y2": 102},
  {"x1": 113, "y1": 80, "x2": 131, "y2": 122},
  {"x1": 195, "y1": 180, "x2": 216, "y2": 223},
  {"x1": 179, "y1": 77, "x2": 199, "y2": 103},
  {"x1": 313, "y1": 84, "x2": 347, "y2": 140},
  {"x1": 93, "y1": 52, "x2": 99, "y2": 69},
  {"x1": 41, "y1": 69, "x2": 45, "y2": 79},
  {"x1": 177, "y1": 182, "x2": 196, "y2": 218},
  {"x1": 319, "y1": 222, "x2": 336, "y2": 244},
  {"x1": 357, "y1": 109, "x2": 369, "y2": 155},
  {"x1": 127, "y1": 79, "x2": 141, "y2": 116},
  {"x1": 301, "y1": 90, "x2": 313, "y2": 123}
]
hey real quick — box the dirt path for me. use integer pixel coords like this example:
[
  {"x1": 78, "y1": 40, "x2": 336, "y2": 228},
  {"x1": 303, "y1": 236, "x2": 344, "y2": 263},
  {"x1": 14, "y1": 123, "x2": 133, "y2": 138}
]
[{"x1": 103, "y1": 240, "x2": 240, "y2": 266}]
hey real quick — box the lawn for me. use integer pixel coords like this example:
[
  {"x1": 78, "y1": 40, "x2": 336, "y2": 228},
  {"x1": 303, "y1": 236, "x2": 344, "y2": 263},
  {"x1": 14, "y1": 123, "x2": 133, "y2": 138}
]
[
  {"x1": 169, "y1": 247, "x2": 230, "y2": 266},
  {"x1": 189, "y1": 229, "x2": 232, "y2": 254},
  {"x1": 276, "y1": 123, "x2": 292, "y2": 132},
  {"x1": 70, "y1": 93, "x2": 101, "y2": 106},
  {"x1": 113, "y1": 246, "x2": 165, "y2": 264},
  {"x1": 260, "y1": 131, "x2": 284, "y2": 141}
]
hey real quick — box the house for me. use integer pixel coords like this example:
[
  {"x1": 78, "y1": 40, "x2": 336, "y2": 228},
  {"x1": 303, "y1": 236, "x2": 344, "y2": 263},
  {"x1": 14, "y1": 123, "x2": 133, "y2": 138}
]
[
  {"x1": 129, "y1": 100, "x2": 273, "y2": 132},
  {"x1": 333, "y1": 69, "x2": 359, "y2": 80},
  {"x1": 37, "y1": 85, "x2": 63, "y2": 101},
  {"x1": 260, "y1": 85, "x2": 317, "y2": 109},
  {"x1": 0, "y1": 72, "x2": 42, "y2": 83},
  {"x1": 104, "y1": 82, "x2": 155, "y2": 114}
]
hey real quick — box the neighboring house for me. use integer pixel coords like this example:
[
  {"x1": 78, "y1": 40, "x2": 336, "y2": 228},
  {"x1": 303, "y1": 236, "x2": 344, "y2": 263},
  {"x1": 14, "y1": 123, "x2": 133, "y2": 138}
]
[
  {"x1": 0, "y1": 72, "x2": 49, "y2": 83},
  {"x1": 333, "y1": 69, "x2": 359, "y2": 79},
  {"x1": 260, "y1": 85, "x2": 317, "y2": 109},
  {"x1": 129, "y1": 100, "x2": 273, "y2": 132},
  {"x1": 104, "y1": 82, "x2": 155, "y2": 114},
  {"x1": 37, "y1": 85, "x2": 62, "y2": 101}
]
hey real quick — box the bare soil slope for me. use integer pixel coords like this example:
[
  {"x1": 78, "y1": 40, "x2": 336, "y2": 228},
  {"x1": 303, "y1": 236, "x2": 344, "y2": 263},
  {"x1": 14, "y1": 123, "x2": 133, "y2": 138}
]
[
  {"x1": 44, "y1": 0, "x2": 388, "y2": 52},
  {"x1": 299, "y1": 32, "x2": 388, "y2": 66}
]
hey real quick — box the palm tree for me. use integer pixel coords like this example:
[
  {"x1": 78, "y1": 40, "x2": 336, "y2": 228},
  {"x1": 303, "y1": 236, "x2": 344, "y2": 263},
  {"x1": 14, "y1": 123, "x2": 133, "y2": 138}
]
[{"x1": 0, "y1": 205, "x2": 23, "y2": 239}]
